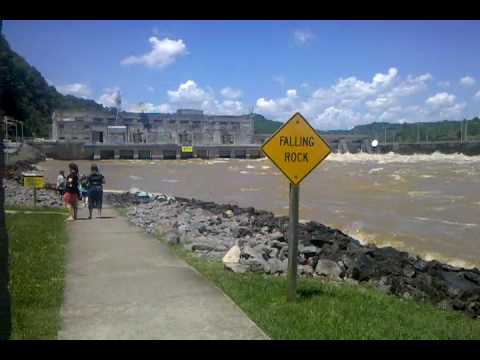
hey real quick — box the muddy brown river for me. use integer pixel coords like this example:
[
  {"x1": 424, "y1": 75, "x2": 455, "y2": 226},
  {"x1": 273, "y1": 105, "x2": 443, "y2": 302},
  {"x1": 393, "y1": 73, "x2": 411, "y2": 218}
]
[{"x1": 37, "y1": 152, "x2": 480, "y2": 269}]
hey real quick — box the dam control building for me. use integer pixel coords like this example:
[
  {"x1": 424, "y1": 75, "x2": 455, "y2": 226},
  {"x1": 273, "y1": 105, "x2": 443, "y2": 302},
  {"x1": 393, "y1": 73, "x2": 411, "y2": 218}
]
[{"x1": 50, "y1": 109, "x2": 261, "y2": 159}]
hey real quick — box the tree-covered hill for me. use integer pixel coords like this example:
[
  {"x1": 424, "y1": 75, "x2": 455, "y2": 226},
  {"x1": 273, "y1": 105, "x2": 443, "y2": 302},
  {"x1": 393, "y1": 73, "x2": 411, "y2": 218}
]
[
  {"x1": 252, "y1": 113, "x2": 283, "y2": 133},
  {"x1": 0, "y1": 32, "x2": 105, "y2": 137},
  {"x1": 253, "y1": 113, "x2": 480, "y2": 143},
  {"x1": 348, "y1": 119, "x2": 480, "y2": 142}
]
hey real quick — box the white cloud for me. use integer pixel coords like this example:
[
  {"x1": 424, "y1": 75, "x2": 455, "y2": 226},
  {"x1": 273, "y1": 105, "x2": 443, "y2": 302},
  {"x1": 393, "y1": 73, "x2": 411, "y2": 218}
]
[
  {"x1": 372, "y1": 67, "x2": 399, "y2": 88},
  {"x1": 254, "y1": 68, "x2": 450, "y2": 129},
  {"x1": 158, "y1": 103, "x2": 173, "y2": 113},
  {"x1": 425, "y1": 92, "x2": 456, "y2": 108},
  {"x1": 424, "y1": 92, "x2": 465, "y2": 120},
  {"x1": 167, "y1": 80, "x2": 212, "y2": 105},
  {"x1": 312, "y1": 106, "x2": 364, "y2": 130},
  {"x1": 220, "y1": 87, "x2": 242, "y2": 100},
  {"x1": 388, "y1": 73, "x2": 432, "y2": 97},
  {"x1": 475, "y1": 90, "x2": 480, "y2": 100},
  {"x1": 286, "y1": 89, "x2": 297, "y2": 98},
  {"x1": 293, "y1": 30, "x2": 315, "y2": 46},
  {"x1": 56, "y1": 83, "x2": 92, "y2": 98},
  {"x1": 98, "y1": 87, "x2": 121, "y2": 108},
  {"x1": 365, "y1": 96, "x2": 394, "y2": 111},
  {"x1": 460, "y1": 76, "x2": 476, "y2": 87},
  {"x1": 125, "y1": 102, "x2": 175, "y2": 113},
  {"x1": 255, "y1": 89, "x2": 300, "y2": 119},
  {"x1": 121, "y1": 36, "x2": 187, "y2": 68},
  {"x1": 256, "y1": 98, "x2": 279, "y2": 113},
  {"x1": 164, "y1": 80, "x2": 246, "y2": 115},
  {"x1": 126, "y1": 102, "x2": 160, "y2": 113},
  {"x1": 331, "y1": 68, "x2": 399, "y2": 101},
  {"x1": 215, "y1": 100, "x2": 246, "y2": 115}
]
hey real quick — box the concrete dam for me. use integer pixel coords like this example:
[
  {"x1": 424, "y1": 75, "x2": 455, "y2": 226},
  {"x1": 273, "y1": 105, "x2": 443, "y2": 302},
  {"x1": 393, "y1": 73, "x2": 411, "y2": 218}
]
[{"x1": 18, "y1": 108, "x2": 480, "y2": 160}]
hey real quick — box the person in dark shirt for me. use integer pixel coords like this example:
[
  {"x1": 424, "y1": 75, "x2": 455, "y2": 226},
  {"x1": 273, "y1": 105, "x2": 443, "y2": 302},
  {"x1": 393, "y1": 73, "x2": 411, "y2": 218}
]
[
  {"x1": 64, "y1": 162, "x2": 81, "y2": 221},
  {"x1": 87, "y1": 164, "x2": 105, "y2": 219}
]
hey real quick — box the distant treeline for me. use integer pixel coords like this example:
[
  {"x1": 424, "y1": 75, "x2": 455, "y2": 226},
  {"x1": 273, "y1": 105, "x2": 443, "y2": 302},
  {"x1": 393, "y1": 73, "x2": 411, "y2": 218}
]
[
  {"x1": 0, "y1": 34, "x2": 106, "y2": 138},
  {"x1": 253, "y1": 113, "x2": 480, "y2": 143},
  {"x1": 346, "y1": 119, "x2": 480, "y2": 143}
]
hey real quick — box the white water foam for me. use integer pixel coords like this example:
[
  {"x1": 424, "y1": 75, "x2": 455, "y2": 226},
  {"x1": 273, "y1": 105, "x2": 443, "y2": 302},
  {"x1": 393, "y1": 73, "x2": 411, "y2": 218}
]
[
  {"x1": 414, "y1": 216, "x2": 477, "y2": 228},
  {"x1": 206, "y1": 160, "x2": 230, "y2": 165},
  {"x1": 390, "y1": 174, "x2": 404, "y2": 182},
  {"x1": 327, "y1": 151, "x2": 480, "y2": 164},
  {"x1": 240, "y1": 188, "x2": 261, "y2": 192},
  {"x1": 129, "y1": 175, "x2": 143, "y2": 180},
  {"x1": 368, "y1": 167, "x2": 384, "y2": 174}
]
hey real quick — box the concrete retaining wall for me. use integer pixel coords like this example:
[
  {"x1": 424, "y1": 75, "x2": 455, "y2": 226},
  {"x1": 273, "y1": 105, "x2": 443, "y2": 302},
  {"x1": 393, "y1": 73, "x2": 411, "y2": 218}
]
[
  {"x1": 24, "y1": 140, "x2": 480, "y2": 160},
  {"x1": 5, "y1": 142, "x2": 46, "y2": 166}
]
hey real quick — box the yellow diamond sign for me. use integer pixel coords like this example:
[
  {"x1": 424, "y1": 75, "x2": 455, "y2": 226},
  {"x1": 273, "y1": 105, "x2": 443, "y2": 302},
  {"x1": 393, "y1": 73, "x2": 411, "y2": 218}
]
[{"x1": 261, "y1": 112, "x2": 331, "y2": 185}]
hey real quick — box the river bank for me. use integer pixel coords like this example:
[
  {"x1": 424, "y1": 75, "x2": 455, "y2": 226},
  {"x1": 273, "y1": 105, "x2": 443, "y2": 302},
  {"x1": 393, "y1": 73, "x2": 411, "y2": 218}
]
[
  {"x1": 106, "y1": 190, "x2": 480, "y2": 319},
  {"x1": 37, "y1": 156, "x2": 480, "y2": 269}
]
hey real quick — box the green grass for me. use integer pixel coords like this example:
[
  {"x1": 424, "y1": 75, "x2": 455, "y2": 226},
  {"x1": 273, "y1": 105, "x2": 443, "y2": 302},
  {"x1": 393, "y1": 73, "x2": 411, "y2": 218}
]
[
  {"x1": 168, "y1": 244, "x2": 480, "y2": 340},
  {"x1": 7, "y1": 207, "x2": 68, "y2": 339}
]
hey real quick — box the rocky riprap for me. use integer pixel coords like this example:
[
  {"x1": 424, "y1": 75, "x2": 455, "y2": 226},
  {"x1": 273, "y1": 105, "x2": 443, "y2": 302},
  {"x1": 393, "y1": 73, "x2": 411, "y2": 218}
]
[
  {"x1": 4, "y1": 178, "x2": 64, "y2": 208},
  {"x1": 108, "y1": 191, "x2": 480, "y2": 319},
  {"x1": 5, "y1": 159, "x2": 38, "y2": 181}
]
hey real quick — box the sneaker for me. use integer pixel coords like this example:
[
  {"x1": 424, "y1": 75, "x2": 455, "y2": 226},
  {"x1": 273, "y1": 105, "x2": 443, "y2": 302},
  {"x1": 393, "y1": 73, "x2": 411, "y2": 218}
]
[{"x1": 65, "y1": 216, "x2": 74, "y2": 222}]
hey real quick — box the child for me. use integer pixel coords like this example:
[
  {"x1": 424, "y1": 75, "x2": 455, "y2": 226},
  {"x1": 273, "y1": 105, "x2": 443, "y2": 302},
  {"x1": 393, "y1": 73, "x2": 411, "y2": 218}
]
[
  {"x1": 87, "y1": 164, "x2": 105, "y2": 219},
  {"x1": 56, "y1": 170, "x2": 66, "y2": 199},
  {"x1": 64, "y1": 163, "x2": 80, "y2": 221},
  {"x1": 79, "y1": 175, "x2": 89, "y2": 208}
]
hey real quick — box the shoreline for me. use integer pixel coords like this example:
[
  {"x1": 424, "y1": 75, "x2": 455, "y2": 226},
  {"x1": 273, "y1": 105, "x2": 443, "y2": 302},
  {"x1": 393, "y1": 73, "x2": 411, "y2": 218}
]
[
  {"x1": 105, "y1": 190, "x2": 480, "y2": 319},
  {"x1": 4, "y1": 175, "x2": 480, "y2": 319}
]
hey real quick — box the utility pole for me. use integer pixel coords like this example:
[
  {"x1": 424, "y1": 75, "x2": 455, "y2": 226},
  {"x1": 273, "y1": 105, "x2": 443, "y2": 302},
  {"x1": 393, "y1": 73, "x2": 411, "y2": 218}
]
[
  {"x1": 0, "y1": 131, "x2": 12, "y2": 340},
  {"x1": 460, "y1": 121, "x2": 463, "y2": 143},
  {"x1": 464, "y1": 119, "x2": 468, "y2": 142}
]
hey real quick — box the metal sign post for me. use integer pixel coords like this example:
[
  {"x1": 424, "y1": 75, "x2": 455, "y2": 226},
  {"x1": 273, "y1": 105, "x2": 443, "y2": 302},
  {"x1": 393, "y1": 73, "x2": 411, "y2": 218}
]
[
  {"x1": 33, "y1": 185, "x2": 37, "y2": 208},
  {"x1": 261, "y1": 112, "x2": 331, "y2": 302},
  {"x1": 287, "y1": 183, "x2": 299, "y2": 302}
]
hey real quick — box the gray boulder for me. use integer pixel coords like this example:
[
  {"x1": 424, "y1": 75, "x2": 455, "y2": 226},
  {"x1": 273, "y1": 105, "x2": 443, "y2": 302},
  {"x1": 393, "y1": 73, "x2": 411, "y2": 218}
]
[
  {"x1": 240, "y1": 257, "x2": 268, "y2": 273},
  {"x1": 269, "y1": 231, "x2": 284, "y2": 241},
  {"x1": 300, "y1": 245, "x2": 320, "y2": 257},
  {"x1": 315, "y1": 259, "x2": 343, "y2": 279},
  {"x1": 268, "y1": 258, "x2": 288, "y2": 274}
]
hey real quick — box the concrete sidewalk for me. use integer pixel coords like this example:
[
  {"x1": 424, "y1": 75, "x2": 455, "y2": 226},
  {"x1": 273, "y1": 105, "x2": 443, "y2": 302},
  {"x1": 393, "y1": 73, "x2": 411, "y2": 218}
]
[{"x1": 59, "y1": 205, "x2": 268, "y2": 340}]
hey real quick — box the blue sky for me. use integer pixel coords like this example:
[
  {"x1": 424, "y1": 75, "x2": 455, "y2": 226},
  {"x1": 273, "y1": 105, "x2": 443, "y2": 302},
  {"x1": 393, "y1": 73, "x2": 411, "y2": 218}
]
[{"x1": 4, "y1": 20, "x2": 480, "y2": 130}]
